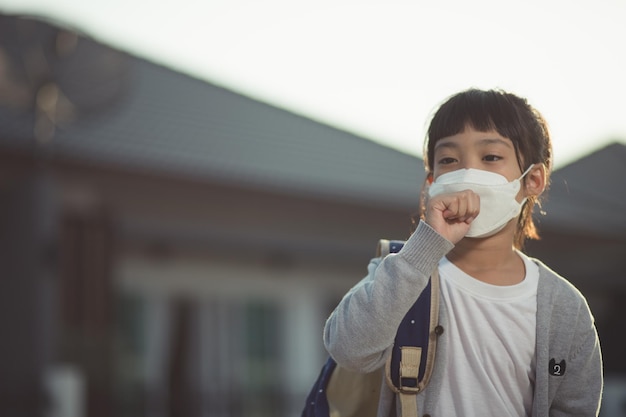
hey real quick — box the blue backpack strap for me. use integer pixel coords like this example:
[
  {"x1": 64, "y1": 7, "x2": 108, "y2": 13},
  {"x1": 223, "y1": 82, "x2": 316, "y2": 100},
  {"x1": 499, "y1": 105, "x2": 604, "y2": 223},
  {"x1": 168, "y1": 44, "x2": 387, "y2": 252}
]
[
  {"x1": 386, "y1": 273, "x2": 438, "y2": 392},
  {"x1": 379, "y1": 238, "x2": 441, "y2": 416},
  {"x1": 301, "y1": 239, "x2": 438, "y2": 417},
  {"x1": 385, "y1": 267, "x2": 441, "y2": 417}
]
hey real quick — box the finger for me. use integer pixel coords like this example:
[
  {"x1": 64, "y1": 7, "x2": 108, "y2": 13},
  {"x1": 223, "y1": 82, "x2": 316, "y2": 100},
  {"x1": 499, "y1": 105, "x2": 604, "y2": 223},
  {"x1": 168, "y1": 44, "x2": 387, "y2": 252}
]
[
  {"x1": 442, "y1": 197, "x2": 459, "y2": 220},
  {"x1": 445, "y1": 191, "x2": 473, "y2": 221},
  {"x1": 455, "y1": 190, "x2": 479, "y2": 221},
  {"x1": 456, "y1": 194, "x2": 468, "y2": 220},
  {"x1": 465, "y1": 191, "x2": 480, "y2": 222}
]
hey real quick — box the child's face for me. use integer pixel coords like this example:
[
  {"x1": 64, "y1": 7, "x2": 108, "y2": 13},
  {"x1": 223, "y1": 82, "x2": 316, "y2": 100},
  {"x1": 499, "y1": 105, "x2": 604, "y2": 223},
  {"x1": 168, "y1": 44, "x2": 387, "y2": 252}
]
[{"x1": 431, "y1": 126, "x2": 524, "y2": 183}]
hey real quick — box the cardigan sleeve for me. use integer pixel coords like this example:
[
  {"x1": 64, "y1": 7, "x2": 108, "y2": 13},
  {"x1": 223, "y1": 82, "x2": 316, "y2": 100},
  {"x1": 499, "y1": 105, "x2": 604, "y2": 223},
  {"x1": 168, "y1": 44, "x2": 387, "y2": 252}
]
[{"x1": 323, "y1": 221, "x2": 453, "y2": 372}]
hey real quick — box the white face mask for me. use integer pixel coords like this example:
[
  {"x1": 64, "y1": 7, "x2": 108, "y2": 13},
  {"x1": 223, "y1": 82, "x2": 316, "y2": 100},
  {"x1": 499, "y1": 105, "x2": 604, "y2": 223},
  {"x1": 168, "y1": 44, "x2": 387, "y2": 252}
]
[{"x1": 427, "y1": 165, "x2": 534, "y2": 238}]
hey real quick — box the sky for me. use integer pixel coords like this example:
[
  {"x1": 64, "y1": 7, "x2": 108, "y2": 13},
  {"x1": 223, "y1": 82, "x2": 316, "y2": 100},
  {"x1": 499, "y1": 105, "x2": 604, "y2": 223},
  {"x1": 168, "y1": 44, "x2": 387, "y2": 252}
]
[{"x1": 1, "y1": 0, "x2": 625, "y2": 168}]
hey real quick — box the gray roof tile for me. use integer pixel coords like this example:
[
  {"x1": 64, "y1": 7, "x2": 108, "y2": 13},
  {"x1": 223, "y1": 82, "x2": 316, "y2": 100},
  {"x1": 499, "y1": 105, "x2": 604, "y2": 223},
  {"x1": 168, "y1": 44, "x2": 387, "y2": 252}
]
[{"x1": 0, "y1": 14, "x2": 424, "y2": 209}]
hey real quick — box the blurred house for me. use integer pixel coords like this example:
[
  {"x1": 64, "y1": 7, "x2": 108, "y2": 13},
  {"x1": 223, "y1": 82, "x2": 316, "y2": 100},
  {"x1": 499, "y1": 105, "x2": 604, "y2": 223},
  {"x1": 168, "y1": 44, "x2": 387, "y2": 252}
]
[
  {"x1": 0, "y1": 13, "x2": 423, "y2": 417},
  {"x1": 1, "y1": 13, "x2": 625, "y2": 417}
]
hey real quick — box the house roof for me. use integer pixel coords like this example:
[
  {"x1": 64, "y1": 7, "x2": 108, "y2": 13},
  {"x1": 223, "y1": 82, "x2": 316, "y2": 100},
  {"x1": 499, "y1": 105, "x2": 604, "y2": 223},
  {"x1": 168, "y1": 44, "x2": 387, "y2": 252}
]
[
  {"x1": 538, "y1": 142, "x2": 626, "y2": 239},
  {"x1": 0, "y1": 14, "x2": 424, "y2": 210},
  {"x1": 1, "y1": 15, "x2": 624, "y2": 240}
]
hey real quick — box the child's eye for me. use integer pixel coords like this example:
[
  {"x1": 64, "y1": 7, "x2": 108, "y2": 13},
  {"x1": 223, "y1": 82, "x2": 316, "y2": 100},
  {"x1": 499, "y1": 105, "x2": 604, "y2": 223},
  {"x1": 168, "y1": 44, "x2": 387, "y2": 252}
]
[
  {"x1": 438, "y1": 157, "x2": 457, "y2": 165},
  {"x1": 483, "y1": 154, "x2": 502, "y2": 162}
]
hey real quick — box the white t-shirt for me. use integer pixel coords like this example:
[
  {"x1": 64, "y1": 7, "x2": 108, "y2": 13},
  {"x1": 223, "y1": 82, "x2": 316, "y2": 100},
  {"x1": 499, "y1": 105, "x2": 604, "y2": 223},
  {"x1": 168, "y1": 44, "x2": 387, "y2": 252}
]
[{"x1": 431, "y1": 252, "x2": 539, "y2": 417}]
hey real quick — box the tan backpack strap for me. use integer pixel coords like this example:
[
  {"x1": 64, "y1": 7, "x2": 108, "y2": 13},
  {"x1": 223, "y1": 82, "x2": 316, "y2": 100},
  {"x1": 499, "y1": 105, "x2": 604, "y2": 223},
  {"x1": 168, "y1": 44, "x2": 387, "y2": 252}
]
[
  {"x1": 389, "y1": 267, "x2": 441, "y2": 417},
  {"x1": 398, "y1": 346, "x2": 421, "y2": 416},
  {"x1": 376, "y1": 239, "x2": 391, "y2": 258},
  {"x1": 399, "y1": 391, "x2": 419, "y2": 417},
  {"x1": 377, "y1": 239, "x2": 406, "y2": 258}
]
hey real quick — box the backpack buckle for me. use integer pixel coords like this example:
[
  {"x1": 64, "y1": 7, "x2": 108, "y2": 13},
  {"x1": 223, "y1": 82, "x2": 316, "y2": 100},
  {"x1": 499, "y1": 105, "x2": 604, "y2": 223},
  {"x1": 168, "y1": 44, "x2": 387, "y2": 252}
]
[{"x1": 399, "y1": 346, "x2": 422, "y2": 393}]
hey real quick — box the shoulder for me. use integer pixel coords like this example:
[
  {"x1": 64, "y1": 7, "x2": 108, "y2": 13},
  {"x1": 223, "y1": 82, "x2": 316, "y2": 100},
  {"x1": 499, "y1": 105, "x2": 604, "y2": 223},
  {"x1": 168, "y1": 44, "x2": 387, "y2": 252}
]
[
  {"x1": 532, "y1": 258, "x2": 587, "y2": 301},
  {"x1": 531, "y1": 257, "x2": 596, "y2": 326}
]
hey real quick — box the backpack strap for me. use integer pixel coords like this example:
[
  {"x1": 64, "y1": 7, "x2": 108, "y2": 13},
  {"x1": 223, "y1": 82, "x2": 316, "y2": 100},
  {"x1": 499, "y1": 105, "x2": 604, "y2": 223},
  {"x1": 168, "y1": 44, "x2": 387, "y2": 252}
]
[
  {"x1": 378, "y1": 239, "x2": 441, "y2": 417},
  {"x1": 301, "y1": 239, "x2": 439, "y2": 417},
  {"x1": 376, "y1": 239, "x2": 406, "y2": 258},
  {"x1": 393, "y1": 267, "x2": 440, "y2": 417}
]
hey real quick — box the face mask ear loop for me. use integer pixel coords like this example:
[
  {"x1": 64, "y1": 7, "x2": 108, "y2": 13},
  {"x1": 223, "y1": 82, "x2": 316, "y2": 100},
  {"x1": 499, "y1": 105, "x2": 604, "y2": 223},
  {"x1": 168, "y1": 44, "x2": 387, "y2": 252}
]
[
  {"x1": 518, "y1": 164, "x2": 537, "y2": 207},
  {"x1": 519, "y1": 164, "x2": 535, "y2": 180}
]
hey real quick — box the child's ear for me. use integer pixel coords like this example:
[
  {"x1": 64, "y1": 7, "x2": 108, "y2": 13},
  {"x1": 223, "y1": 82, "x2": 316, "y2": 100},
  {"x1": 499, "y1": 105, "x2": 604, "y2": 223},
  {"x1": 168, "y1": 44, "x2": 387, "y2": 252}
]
[
  {"x1": 426, "y1": 172, "x2": 434, "y2": 185},
  {"x1": 525, "y1": 164, "x2": 547, "y2": 197}
]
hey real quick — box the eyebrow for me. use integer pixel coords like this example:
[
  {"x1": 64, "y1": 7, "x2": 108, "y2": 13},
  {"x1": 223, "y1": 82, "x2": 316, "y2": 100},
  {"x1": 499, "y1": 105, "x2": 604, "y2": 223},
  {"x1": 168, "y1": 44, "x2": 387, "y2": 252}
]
[
  {"x1": 477, "y1": 138, "x2": 513, "y2": 148},
  {"x1": 434, "y1": 137, "x2": 513, "y2": 151},
  {"x1": 433, "y1": 141, "x2": 458, "y2": 152}
]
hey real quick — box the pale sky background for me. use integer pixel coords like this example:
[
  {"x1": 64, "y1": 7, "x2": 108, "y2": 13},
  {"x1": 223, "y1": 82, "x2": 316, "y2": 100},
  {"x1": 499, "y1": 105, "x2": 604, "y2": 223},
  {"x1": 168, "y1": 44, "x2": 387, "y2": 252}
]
[{"x1": 1, "y1": 0, "x2": 625, "y2": 168}]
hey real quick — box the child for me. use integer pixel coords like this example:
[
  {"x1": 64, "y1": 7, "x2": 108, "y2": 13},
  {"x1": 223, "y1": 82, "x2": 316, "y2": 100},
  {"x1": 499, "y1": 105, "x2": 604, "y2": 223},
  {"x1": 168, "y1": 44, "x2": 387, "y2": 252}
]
[{"x1": 323, "y1": 89, "x2": 603, "y2": 416}]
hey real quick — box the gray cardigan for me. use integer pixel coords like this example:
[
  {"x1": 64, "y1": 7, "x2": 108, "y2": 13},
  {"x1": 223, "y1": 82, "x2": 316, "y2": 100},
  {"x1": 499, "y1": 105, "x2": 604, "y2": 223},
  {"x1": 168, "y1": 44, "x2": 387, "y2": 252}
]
[{"x1": 324, "y1": 221, "x2": 603, "y2": 417}]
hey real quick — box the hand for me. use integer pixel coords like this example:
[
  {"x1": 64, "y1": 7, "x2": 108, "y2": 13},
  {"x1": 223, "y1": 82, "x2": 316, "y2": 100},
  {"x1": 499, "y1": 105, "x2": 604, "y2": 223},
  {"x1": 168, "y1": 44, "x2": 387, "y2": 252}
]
[{"x1": 424, "y1": 190, "x2": 480, "y2": 244}]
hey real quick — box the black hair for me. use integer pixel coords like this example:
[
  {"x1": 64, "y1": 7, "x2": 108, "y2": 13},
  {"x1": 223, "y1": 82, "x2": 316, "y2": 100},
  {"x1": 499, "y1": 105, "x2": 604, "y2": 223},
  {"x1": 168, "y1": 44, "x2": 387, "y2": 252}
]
[{"x1": 420, "y1": 88, "x2": 553, "y2": 248}]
